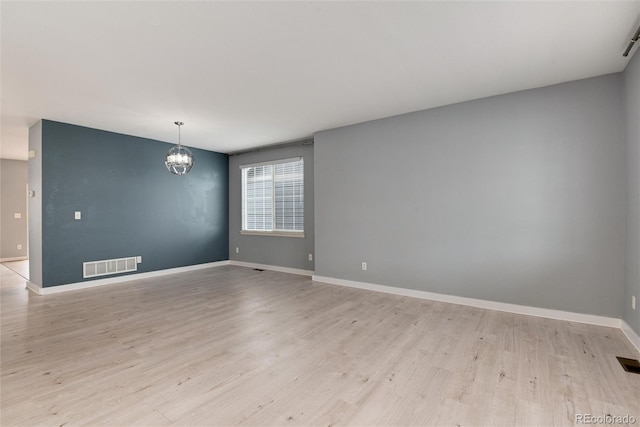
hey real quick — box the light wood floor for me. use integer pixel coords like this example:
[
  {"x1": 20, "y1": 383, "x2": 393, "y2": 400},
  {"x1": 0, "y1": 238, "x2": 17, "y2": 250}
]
[
  {"x1": 1, "y1": 264, "x2": 638, "y2": 426},
  {"x1": 1, "y1": 260, "x2": 29, "y2": 280}
]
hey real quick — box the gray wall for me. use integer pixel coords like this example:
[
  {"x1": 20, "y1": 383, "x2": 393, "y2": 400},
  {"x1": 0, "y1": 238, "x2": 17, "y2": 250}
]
[
  {"x1": 1, "y1": 159, "x2": 28, "y2": 260},
  {"x1": 229, "y1": 142, "x2": 314, "y2": 271},
  {"x1": 28, "y1": 121, "x2": 43, "y2": 285},
  {"x1": 624, "y1": 51, "x2": 640, "y2": 334},
  {"x1": 314, "y1": 74, "x2": 626, "y2": 318},
  {"x1": 36, "y1": 120, "x2": 228, "y2": 287}
]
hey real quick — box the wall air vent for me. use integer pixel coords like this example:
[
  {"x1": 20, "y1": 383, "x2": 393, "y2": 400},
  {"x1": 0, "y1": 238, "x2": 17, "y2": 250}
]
[{"x1": 83, "y1": 257, "x2": 138, "y2": 279}]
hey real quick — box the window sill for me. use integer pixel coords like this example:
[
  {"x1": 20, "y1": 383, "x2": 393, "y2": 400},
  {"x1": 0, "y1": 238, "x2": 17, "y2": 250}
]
[{"x1": 240, "y1": 230, "x2": 305, "y2": 238}]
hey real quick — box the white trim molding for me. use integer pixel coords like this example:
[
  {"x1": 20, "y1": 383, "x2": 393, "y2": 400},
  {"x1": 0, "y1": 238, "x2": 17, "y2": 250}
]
[
  {"x1": 26, "y1": 281, "x2": 41, "y2": 294},
  {"x1": 240, "y1": 230, "x2": 304, "y2": 238},
  {"x1": 621, "y1": 320, "x2": 640, "y2": 354},
  {"x1": 1, "y1": 256, "x2": 28, "y2": 263},
  {"x1": 312, "y1": 275, "x2": 622, "y2": 329},
  {"x1": 239, "y1": 157, "x2": 302, "y2": 169},
  {"x1": 229, "y1": 260, "x2": 313, "y2": 277},
  {"x1": 27, "y1": 261, "x2": 230, "y2": 295}
]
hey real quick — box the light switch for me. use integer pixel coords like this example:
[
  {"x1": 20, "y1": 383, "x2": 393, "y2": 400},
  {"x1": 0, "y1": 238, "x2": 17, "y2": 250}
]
[{"x1": 74, "y1": 211, "x2": 82, "y2": 220}]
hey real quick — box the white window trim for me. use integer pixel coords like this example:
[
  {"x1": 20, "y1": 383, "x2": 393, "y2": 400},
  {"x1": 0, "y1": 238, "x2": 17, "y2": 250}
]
[
  {"x1": 240, "y1": 230, "x2": 305, "y2": 238},
  {"x1": 240, "y1": 157, "x2": 304, "y2": 237},
  {"x1": 239, "y1": 157, "x2": 302, "y2": 170}
]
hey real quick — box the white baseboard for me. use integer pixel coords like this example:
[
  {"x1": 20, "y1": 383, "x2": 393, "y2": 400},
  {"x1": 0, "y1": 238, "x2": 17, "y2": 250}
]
[
  {"x1": 26, "y1": 281, "x2": 40, "y2": 294},
  {"x1": 28, "y1": 261, "x2": 231, "y2": 295},
  {"x1": 312, "y1": 275, "x2": 622, "y2": 329},
  {"x1": 1, "y1": 256, "x2": 28, "y2": 263},
  {"x1": 621, "y1": 320, "x2": 640, "y2": 354},
  {"x1": 229, "y1": 260, "x2": 313, "y2": 276}
]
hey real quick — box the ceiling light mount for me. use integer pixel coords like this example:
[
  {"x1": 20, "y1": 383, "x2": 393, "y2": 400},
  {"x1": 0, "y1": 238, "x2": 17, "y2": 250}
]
[{"x1": 165, "y1": 121, "x2": 194, "y2": 175}]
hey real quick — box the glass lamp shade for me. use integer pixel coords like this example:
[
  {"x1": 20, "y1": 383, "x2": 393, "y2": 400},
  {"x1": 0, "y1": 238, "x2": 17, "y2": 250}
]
[{"x1": 165, "y1": 145, "x2": 194, "y2": 175}]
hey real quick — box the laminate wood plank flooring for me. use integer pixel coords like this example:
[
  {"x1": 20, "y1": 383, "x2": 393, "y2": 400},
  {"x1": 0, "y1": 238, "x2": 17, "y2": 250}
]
[
  {"x1": 1, "y1": 260, "x2": 29, "y2": 280},
  {"x1": 1, "y1": 264, "x2": 638, "y2": 426}
]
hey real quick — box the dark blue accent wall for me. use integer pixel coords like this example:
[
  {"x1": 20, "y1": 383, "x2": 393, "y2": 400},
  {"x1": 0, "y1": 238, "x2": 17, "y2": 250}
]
[{"x1": 41, "y1": 120, "x2": 228, "y2": 287}]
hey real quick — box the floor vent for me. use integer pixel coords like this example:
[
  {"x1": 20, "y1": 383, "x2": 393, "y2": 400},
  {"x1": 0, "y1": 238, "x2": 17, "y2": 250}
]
[
  {"x1": 83, "y1": 257, "x2": 137, "y2": 279},
  {"x1": 616, "y1": 357, "x2": 640, "y2": 374}
]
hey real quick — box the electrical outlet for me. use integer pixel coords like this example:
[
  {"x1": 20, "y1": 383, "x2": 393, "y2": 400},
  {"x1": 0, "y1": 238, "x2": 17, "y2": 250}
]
[
  {"x1": 362, "y1": 262, "x2": 367, "y2": 271},
  {"x1": 17, "y1": 244, "x2": 22, "y2": 250},
  {"x1": 14, "y1": 212, "x2": 21, "y2": 219},
  {"x1": 633, "y1": 295, "x2": 636, "y2": 311},
  {"x1": 308, "y1": 254, "x2": 313, "y2": 261},
  {"x1": 136, "y1": 256, "x2": 142, "y2": 264},
  {"x1": 235, "y1": 247, "x2": 239, "y2": 253},
  {"x1": 74, "y1": 211, "x2": 81, "y2": 220}
]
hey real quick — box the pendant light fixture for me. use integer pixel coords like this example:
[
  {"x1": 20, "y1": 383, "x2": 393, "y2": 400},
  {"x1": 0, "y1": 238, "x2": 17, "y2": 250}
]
[{"x1": 165, "y1": 121, "x2": 194, "y2": 175}]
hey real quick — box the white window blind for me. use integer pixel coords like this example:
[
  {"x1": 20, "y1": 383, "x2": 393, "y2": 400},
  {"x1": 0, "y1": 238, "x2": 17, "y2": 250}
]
[
  {"x1": 243, "y1": 164, "x2": 273, "y2": 231},
  {"x1": 241, "y1": 158, "x2": 304, "y2": 235}
]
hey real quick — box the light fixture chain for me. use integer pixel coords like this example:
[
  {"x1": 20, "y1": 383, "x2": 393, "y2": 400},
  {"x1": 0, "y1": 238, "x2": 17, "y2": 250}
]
[{"x1": 175, "y1": 121, "x2": 183, "y2": 148}]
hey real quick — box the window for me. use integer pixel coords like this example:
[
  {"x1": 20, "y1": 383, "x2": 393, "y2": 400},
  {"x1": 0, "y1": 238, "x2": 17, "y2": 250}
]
[{"x1": 241, "y1": 157, "x2": 304, "y2": 236}]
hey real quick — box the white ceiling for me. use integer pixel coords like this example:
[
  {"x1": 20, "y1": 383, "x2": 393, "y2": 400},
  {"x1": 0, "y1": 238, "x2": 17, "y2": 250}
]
[{"x1": 2, "y1": 1, "x2": 639, "y2": 160}]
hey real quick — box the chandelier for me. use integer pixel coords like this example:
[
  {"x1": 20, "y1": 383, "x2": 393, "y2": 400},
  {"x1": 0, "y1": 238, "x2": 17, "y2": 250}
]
[{"x1": 165, "y1": 121, "x2": 194, "y2": 175}]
